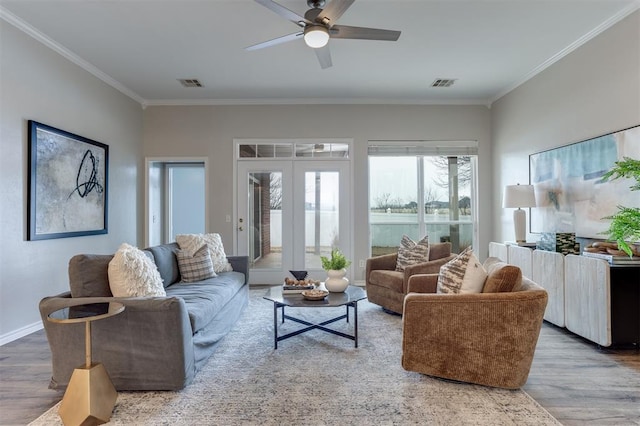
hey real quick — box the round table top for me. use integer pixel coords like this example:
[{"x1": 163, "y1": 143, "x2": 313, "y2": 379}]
[
  {"x1": 47, "y1": 302, "x2": 125, "y2": 324},
  {"x1": 264, "y1": 285, "x2": 367, "y2": 307}
]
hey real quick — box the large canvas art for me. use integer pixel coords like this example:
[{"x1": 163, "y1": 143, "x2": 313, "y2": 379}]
[
  {"x1": 28, "y1": 121, "x2": 108, "y2": 240},
  {"x1": 529, "y1": 125, "x2": 639, "y2": 238}
]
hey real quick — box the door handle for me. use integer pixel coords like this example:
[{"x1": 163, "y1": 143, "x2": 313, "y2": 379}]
[{"x1": 238, "y1": 226, "x2": 244, "y2": 231}]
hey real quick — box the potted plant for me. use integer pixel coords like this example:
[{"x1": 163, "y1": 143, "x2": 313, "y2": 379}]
[
  {"x1": 601, "y1": 157, "x2": 640, "y2": 257},
  {"x1": 320, "y1": 249, "x2": 352, "y2": 292}
]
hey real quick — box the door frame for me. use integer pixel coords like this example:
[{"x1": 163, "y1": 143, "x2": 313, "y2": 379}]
[
  {"x1": 233, "y1": 139, "x2": 354, "y2": 285},
  {"x1": 145, "y1": 157, "x2": 209, "y2": 247}
]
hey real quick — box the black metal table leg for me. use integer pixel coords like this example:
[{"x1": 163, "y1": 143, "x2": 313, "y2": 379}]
[
  {"x1": 354, "y1": 301, "x2": 358, "y2": 348},
  {"x1": 273, "y1": 302, "x2": 279, "y2": 349}
]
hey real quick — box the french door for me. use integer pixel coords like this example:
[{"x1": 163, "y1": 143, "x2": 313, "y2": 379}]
[{"x1": 236, "y1": 160, "x2": 351, "y2": 284}]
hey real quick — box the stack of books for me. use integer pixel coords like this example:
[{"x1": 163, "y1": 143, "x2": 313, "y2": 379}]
[
  {"x1": 282, "y1": 283, "x2": 315, "y2": 294},
  {"x1": 581, "y1": 251, "x2": 640, "y2": 265}
]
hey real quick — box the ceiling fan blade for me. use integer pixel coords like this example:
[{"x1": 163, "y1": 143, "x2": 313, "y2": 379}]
[
  {"x1": 330, "y1": 25, "x2": 401, "y2": 41},
  {"x1": 246, "y1": 32, "x2": 303, "y2": 51},
  {"x1": 254, "y1": 0, "x2": 311, "y2": 26},
  {"x1": 316, "y1": 0, "x2": 355, "y2": 27},
  {"x1": 314, "y1": 45, "x2": 333, "y2": 69}
]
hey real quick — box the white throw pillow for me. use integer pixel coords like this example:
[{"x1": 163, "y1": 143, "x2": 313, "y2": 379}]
[
  {"x1": 460, "y1": 251, "x2": 488, "y2": 293},
  {"x1": 176, "y1": 233, "x2": 233, "y2": 273},
  {"x1": 436, "y1": 247, "x2": 487, "y2": 294},
  {"x1": 108, "y1": 243, "x2": 166, "y2": 297}
]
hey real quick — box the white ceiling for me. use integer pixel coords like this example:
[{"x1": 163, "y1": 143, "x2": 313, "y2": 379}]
[{"x1": 1, "y1": 0, "x2": 638, "y2": 106}]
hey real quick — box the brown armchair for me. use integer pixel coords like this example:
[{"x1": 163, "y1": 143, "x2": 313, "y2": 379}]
[
  {"x1": 365, "y1": 242, "x2": 455, "y2": 314},
  {"x1": 401, "y1": 270, "x2": 548, "y2": 389}
]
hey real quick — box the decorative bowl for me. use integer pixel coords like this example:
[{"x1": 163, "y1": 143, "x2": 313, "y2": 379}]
[
  {"x1": 301, "y1": 289, "x2": 329, "y2": 301},
  {"x1": 289, "y1": 270, "x2": 308, "y2": 280}
]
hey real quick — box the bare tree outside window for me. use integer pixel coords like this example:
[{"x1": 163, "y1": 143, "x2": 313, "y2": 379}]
[
  {"x1": 430, "y1": 156, "x2": 472, "y2": 188},
  {"x1": 270, "y1": 174, "x2": 282, "y2": 210}
]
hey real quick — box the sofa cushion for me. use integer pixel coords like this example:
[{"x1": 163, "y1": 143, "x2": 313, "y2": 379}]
[
  {"x1": 108, "y1": 243, "x2": 166, "y2": 297},
  {"x1": 69, "y1": 254, "x2": 114, "y2": 297},
  {"x1": 368, "y1": 269, "x2": 404, "y2": 293},
  {"x1": 482, "y1": 258, "x2": 522, "y2": 293},
  {"x1": 176, "y1": 233, "x2": 233, "y2": 273},
  {"x1": 396, "y1": 235, "x2": 430, "y2": 272},
  {"x1": 437, "y1": 247, "x2": 487, "y2": 294},
  {"x1": 176, "y1": 245, "x2": 216, "y2": 283},
  {"x1": 146, "y1": 243, "x2": 181, "y2": 288},
  {"x1": 165, "y1": 271, "x2": 246, "y2": 333}
]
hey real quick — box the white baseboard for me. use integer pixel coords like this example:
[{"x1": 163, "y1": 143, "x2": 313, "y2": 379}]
[
  {"x1": 0, "y1": 321, "x2": 43, "y2": 346},
  {"x1": 353, "y1": 280, "x2": 365, "y2": 287}
]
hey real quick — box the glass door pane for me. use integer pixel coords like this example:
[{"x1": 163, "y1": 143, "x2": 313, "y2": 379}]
[
  {"x1": 369, "y1": 157, "x2": 418, "y2": 256},
  {"x1": 304, "y1": 171, "x2": 340, "y2": 269},
  {"x1": 248, "y1": 172, "x2": 282, "y2": 270},
  {"x1": 424, "y1": 156, "x2": 473, "y2": 253}
]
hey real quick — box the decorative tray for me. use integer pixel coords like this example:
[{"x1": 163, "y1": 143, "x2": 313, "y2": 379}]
[{"x1": 301, "y1": 289, "x2": 329, "y2": 301}]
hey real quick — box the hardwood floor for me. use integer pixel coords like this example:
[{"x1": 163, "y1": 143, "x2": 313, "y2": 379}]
[{"x1": 1, "y1": 323, "x2": 638, "y2": 425}]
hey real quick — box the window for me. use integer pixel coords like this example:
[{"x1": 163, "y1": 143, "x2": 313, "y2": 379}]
[{"x1": 368, "y1": 141, "x2": 477, "y2": 256}]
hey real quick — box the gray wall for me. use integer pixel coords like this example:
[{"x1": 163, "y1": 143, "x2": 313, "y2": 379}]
[
  {"x1": 142, "y1": 104, "x2": 493, "y2": 282},
  {"x1": 0, "y1": 22, "x2": 143, "y2": 342},
  {"x1": 491, "y1": 11, "x2": 640, "y2": 245}
]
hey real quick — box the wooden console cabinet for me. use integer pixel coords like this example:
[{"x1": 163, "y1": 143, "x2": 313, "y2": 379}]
[
  {"x1": 565, "y1": 255, "x2": 640, "y2": 347},
  {"x1": 488, "y1": 243, "x2": 640, "y2": 347}
]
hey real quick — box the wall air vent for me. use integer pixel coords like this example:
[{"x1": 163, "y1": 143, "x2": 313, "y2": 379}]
[
  {"x1": 431, "y1": 78, "x2": 456, "y2": 88},
  {"x1": 178, "y1": 78, "x2": 204, "y2": 88}
]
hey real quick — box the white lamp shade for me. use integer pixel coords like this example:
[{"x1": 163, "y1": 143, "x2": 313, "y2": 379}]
[
  {"x1": 304, "y1": 26, "x2": 330, "y2": 48},
  {"x1": 503, "y1": 184, "x2": 536, "y2": 208}
]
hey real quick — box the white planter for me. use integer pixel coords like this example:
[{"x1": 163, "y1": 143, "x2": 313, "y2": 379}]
[{"x1": 324, "y1": 269, "x2": 349, "y2": 293}]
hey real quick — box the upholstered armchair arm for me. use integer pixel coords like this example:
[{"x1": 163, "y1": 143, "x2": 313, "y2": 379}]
[
  {"x1": 402, "y1": 254, "x2": 455, "y2": 292},
  {"x1": 39, "y1": 292, "x2": 194, "y2": 391},
  {"x1": 366, "y1": 253, "x2": 398, "y2": 283},
  {"x1": 401, "y1": 283, "x2": 548, "y2": 389},
  {"x1": 406, "y1": 274, "x2": 439, "y2": 294},
  {"x1": 227, "y1": 255, "x2": 249, "y2": 285}
]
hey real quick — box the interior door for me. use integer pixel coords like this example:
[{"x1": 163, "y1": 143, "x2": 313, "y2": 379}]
[{"x1": 236, "y1": 160, "x2": 350, "y2": 285}]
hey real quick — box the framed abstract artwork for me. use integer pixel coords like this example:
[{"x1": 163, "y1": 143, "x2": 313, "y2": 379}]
[
  {"x1": 28, "y1": 120, "x2": 109, "y2": 240},
  {"x1": 529, "y1": 125, "x2": 639, "y2": 238}
]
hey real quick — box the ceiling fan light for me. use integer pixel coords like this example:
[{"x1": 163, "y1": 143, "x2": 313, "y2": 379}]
[{"x1": 304, "y1": 26, "x2": 329, "y2": 48}]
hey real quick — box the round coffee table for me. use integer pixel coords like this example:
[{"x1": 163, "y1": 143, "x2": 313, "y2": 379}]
[
  {"x1": 263, "y1": 285, "x2": 367, "y2": 349},
  {"x1": 48, "y1": 302, "x2": 124, "y2": 425}
]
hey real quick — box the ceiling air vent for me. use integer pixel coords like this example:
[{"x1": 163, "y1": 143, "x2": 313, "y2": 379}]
[
  {"x1": 431, "y1": 78, "x2": 456, "y2": 88},
  {"x1": 178, "y1": 78, "x2": 204, "y2": 88}
]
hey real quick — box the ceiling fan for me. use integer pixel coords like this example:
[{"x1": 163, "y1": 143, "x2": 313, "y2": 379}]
[{"x1": 246, "y1": 0, "x2": 401, "y2": 69}]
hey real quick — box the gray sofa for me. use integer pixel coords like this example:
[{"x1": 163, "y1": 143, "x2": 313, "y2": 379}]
[{"x1": 38, "y1": 242, "x2": 249, "y2": 391}]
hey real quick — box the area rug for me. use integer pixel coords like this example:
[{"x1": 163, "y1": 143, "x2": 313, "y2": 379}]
[{"x1": 30, "y1": 288, "x2": 560, "y2": 425}]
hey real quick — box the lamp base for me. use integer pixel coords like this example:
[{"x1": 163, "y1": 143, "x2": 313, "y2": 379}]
[{"x1": 513, "y1": 208, "x2": 527, "y2": 243}]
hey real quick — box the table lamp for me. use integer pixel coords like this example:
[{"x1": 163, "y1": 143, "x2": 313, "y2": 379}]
[{"x1": 503, "y1": 184, "x2": 536, "y2": 243}]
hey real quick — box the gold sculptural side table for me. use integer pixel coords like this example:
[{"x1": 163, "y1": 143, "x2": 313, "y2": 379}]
[{"x1": 48, "y1": 302, "x2": 124, "y2": 425}]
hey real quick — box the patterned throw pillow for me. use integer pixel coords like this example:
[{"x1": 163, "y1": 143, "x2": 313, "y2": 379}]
[
  {"x1": 108, "y1": 243, "x2": 166, "y2": 297},
  {"x1": 396, "y1": 235, "x2": 430, "y2": 272},
  {"x1": 176, "y1": 233, "x2": 233, "y2": 273},
  {"x1": 175, "y1": 244, "x2": 216, "y2": 283},
  {"x1": 436, "y1": 247, "x2": 488, "y2": 294}
]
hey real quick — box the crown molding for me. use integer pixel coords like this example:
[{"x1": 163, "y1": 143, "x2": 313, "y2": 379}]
[
  {"x1": 142, "y1": 97, "x2": 490, "y2": 107},
  {"x1": 489, "y1": 0, "x2": 640, "y2": 106},
  {"x1": 1, "y1": 6, "x2": 146, "y2": 106}
]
